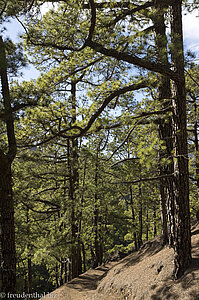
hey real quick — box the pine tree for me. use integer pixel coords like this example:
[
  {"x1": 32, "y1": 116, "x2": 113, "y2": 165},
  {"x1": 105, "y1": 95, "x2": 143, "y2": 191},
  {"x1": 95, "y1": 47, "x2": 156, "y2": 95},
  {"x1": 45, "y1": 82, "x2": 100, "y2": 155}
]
[{"x1": 0, "y1": 36, "x2": 17, "y2": 296}]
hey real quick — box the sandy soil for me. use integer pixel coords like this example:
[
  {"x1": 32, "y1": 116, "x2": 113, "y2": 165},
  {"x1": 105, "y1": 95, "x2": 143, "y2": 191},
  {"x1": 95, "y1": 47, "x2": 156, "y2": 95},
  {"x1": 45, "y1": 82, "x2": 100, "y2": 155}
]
[{"x1": 41, "y1": 222, "x2": 199, "y2": 300}]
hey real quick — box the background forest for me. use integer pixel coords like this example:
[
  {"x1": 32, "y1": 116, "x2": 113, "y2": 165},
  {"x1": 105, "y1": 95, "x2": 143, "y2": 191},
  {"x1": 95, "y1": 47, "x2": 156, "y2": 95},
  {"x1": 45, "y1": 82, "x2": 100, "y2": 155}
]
[{"x1": 0, "y1": 0, "x2": 199, "y2": 297}]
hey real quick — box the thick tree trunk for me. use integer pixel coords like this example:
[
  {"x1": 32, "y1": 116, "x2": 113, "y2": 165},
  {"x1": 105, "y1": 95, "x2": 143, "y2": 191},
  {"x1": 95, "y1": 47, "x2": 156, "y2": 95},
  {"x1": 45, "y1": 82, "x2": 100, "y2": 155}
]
[
  {"x1": 0, "y1": 157, "x2": 16, "y2": 296},
  {"x1": 0, "y1": 36, "x2": 17, "y2": 296},
  {"x1": 153, "y1": 3, "x2": 174, "y2": 246},
  {"x1": 69, "y1": 144, "x2": 82, "y2": 278},
  {"x1": 170, "y1": 1, "x2": 191, "y2": 279}
]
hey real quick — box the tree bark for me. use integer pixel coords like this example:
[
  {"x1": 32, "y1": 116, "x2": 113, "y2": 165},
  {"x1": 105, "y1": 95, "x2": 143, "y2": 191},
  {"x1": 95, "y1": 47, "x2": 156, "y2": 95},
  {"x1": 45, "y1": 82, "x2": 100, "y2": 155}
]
[
  {"x1": 55, "y1": 263, "x2": 59, "y2": 288},
  {"x1": 153, "y1": 3, "x2": 174, "y2": 246},
  {"x1": 68, "y1": 81, "x2": 82, "y2": 279},
  {"x1": 0, "y1": 158, "x2": 16, "y2": 296},
  {"x1": 0, "y1": 36, "x2": 17, "y2": 296},
  {"x1": 129, "y1": 186, "x2": 138, "y2": 250},
  {"x1": 159, "y1": 183, "x2": 168, "y2": 244},
  {"x1": 59, "y1": 258, "x2": 64, "y2": 286},
  {"x1": 81, "y1": 242, "x2": 86, "y2": 273},
  {"x1": 64, "y1": 258, "x2": 67, "y2": 284},
  {"x1": 153, "y1": 204, "x2": 157, "y2": 237},
  {"x1": 93, "y1": 149, "x2": 103, "y2": 267},
  {"x1": 192, "y1": 96, "x2": 199, "y2": 200},
  {"x1": 26, "y1": 208, "x2": 32, "y2": 293},
  {"x1": 170, "y1": 0, "x2": 192, "y2": 279},
  {"x1": 137, "y1": 183, "x2": 143, "y2": 249},
  {"x1": 146, "y1": 209, "x2": 149, "y2": 241},
  {"x1": 27, "y1": 256, "x2": 32, "y2": 293}
]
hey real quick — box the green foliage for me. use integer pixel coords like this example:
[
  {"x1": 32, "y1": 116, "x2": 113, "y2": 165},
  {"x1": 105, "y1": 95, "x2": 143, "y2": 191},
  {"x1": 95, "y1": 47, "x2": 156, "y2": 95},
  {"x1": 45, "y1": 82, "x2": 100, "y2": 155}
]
[{"x1": 1, "y1": 0, "x2": 198, "y2": 292}]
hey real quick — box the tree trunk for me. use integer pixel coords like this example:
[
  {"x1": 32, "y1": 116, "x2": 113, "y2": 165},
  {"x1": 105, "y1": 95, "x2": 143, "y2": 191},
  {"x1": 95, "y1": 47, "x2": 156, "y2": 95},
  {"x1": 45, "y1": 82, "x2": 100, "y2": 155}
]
[
  {"x1": 55, "y1": 263, "x2": 59, "y2": 288},
  {"x1": 146, "y1": 209, "x2": 149, "y2": 241},
  {"x1": 153, "y1": 3, "x2": 174, "y2": 246},
  {"x1": 0, "y1": 36, "x2": 17, "y2": 296},
  {"x1": 79, "y1": 159, "x2": 87, "y2": 273},
  {"x1": 81, "y1": 242, "x2": 86, "y2": 273},
  {"x1": 27, "y1": 256, "x2": 32, "y2": 293},
  {"x1": 59, "y1": 258, "x2": 64, "y2": 286},
  {"x1": 159, "y1": 182, "x2": 168, "y2": 244},
  {"x1": 93, "y1": 151, "x2": 102, "y2": 268},
  {"x1": 93, "y1": 206, "x2": 99, "y2": 268},
  {"x1": 153, "y1": 205, "x2": 157, "y2": 238},
  {"x1": 68, "y1": 81, "x2": 82, "y2": 279},
  {"x1": 192, "y1": 97, "x2": 199, "y2": 201},
  {"x1": 26, "y1": 208, "x2": 32, "y2": 293},
  {"x1": 129, "y1": 186, "x2": 138, "y2": 250},
  {"x1": 64, "y1": 258, "x2": 67, "y2": 284},
  {"x1": 98, "y1": 216, "x2": 103, "y2": 265},
  {"x1": 170, "y1": 0, "x2": 192, "y2": 279},
  {"x1": 68, "y1": 257, "x2": 72, "y2": 282},
  {"x1": 0, "y1": 158, "x2": 16, "y2": 296},
  {"x1": 137, "y1": 183, "x2": 143, "y2": 249}
]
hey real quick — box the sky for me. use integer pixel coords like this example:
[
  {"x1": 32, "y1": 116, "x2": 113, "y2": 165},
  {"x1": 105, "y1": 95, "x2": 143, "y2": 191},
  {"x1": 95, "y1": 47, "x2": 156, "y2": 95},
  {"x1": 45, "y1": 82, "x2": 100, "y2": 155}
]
[
  {"x1": 183, "y1": 9, "x2": 199, "y2": 61},
  {"x1": 3, "y1": 6, "x2": 199, "y2": 82}
]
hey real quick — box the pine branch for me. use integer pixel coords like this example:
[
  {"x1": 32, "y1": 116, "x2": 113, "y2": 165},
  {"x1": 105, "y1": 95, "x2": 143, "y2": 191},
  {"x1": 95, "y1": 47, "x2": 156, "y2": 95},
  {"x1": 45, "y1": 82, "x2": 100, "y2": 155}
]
[
  {"x1": 111, "y1": 157, "x2": 139, "y2": 167},
  {"x1": 86, "y1": 40, "x2": 181, "y2": 82},
  {"x1": 21, "y1": 200, "x2": 60, "y2": 214},
  {"x1": 111, "y1": 173, "x2": 174, "y2": 185},
  {"x1": 19, "y1": 81, "x2": 148, "y2": 147}
]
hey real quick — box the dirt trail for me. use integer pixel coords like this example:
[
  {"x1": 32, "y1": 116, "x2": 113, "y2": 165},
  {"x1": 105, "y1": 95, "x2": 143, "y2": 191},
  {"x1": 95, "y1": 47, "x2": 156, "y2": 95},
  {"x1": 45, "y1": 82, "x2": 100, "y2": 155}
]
[
  {"x1": 41, "y1": 223, "x2": 199, "y2": 300},
  {"x1": 41, "y1": 263, "x2": 120, "y2": 300}
]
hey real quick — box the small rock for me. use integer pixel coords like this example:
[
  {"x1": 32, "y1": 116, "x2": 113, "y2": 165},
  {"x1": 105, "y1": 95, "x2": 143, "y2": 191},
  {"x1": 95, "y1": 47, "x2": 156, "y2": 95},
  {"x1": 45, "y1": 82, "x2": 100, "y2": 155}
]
[{"x1": 157, "y1": 263, "x2": 164, "y2": 274}]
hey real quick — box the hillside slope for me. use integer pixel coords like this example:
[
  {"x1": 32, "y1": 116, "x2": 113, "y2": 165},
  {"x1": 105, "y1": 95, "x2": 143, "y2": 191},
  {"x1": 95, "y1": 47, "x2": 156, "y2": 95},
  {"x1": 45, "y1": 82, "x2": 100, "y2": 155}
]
[{"x1": 41, "y1": 223, "x2": 199, "y2": 300}]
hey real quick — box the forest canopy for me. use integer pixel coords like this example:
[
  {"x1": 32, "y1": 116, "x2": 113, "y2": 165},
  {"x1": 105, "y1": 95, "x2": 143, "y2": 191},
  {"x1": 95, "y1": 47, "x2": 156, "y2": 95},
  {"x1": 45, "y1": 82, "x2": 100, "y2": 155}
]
[{"x1": 0, "y1": 0, "x2": 199, "y2": 297}]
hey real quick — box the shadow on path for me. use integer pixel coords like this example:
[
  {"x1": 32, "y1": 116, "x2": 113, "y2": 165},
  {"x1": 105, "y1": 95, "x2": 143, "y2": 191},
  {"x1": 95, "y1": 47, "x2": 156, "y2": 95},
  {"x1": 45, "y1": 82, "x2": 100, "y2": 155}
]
[{"x1": 67, "y1": 265, "x2": 110, "y2": 291}]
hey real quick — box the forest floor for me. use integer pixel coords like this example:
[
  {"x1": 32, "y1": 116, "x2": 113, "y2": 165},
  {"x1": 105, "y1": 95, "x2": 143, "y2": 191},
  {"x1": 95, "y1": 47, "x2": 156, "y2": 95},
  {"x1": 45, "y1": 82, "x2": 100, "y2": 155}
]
[{"x1": 41, "y1": 222, "x2": 199, "y2": 300}]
